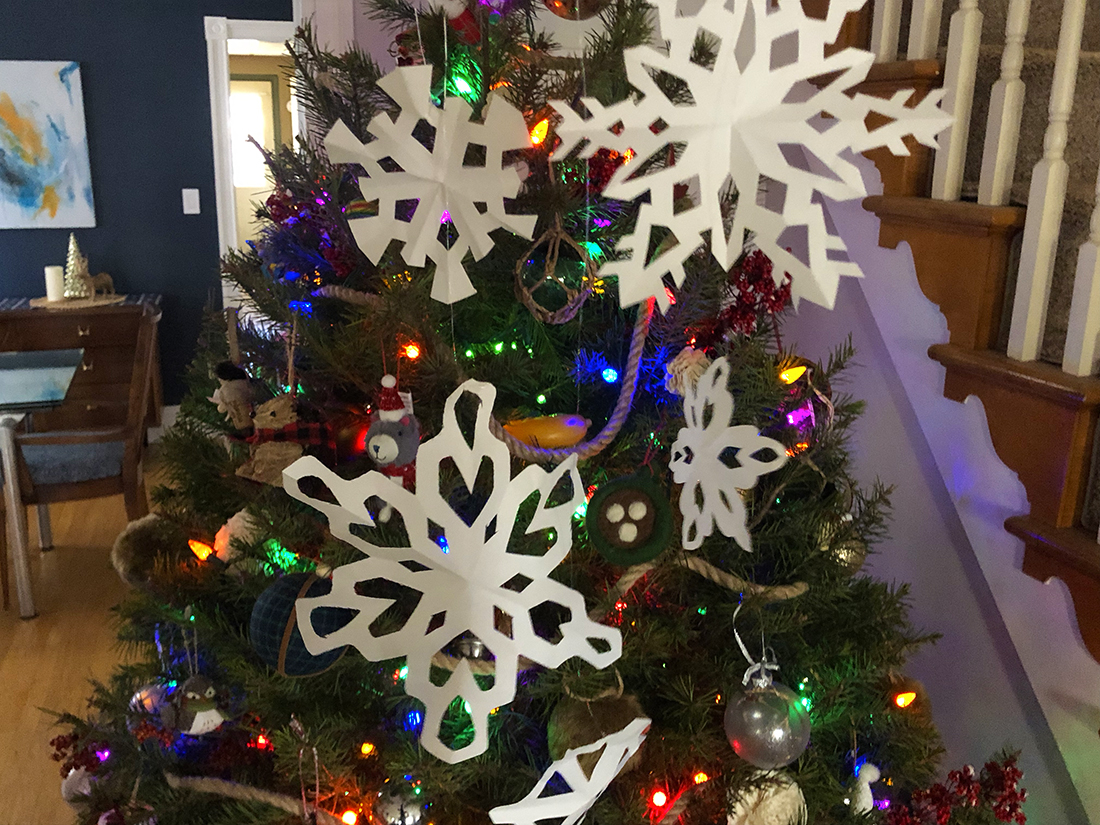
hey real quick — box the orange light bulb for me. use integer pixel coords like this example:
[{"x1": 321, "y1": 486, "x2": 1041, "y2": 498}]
[
  {"x1": 779, "y1": 365, "x2": 808, "y2": 384},
  {"x1": 692, "y1": 772, "x2": 709, "y2": 785},
  {"x1": 360, "y1": 742, "x2": 376, "y2": 757},
  {"x1": 530, "y1": 118, "x2": 550, "y2": 146},
  {"x1": 894, "y1": 691, "x2": 917, "y2": 708},
  {"x1": 188, "y1": 539, "x2": 214, "y2": 561},
  {"x1": 341, "y1": 811, "x2": 358, "y2": 825},
  {"x1": 651, "y1": 790, "x2": 668, "y2": 807},
  {"x1": 402, "y1": 342, "x2": 421, "y2": 359}
]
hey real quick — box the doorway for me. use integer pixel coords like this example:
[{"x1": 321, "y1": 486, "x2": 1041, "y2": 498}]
[
  {"x1": 204, "y1": 17, "x2": 299, "y2": 308},
  {"x1": 229, "y1": 50, "x2": 296, "y2": 251}
]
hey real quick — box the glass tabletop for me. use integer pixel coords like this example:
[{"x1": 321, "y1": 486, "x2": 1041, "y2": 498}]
[{"x1": 0, "y1": 348, "x2": 84, "y2": 413}]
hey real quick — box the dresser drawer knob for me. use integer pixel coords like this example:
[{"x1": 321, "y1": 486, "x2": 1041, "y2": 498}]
[{"x1": 77, "y1": 325, "x2": 91, "y2": 337}]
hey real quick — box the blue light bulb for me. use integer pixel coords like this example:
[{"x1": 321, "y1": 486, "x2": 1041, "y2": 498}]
[{"x1": 602, "y1": 367, "x2": 619, "y2": 383}]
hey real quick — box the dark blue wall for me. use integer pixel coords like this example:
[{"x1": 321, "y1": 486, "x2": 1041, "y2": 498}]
[{"x1": 0, "y1": 0, "x2": 293, "y2": 403}]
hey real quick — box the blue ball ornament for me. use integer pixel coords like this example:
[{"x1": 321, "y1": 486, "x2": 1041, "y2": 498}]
[{"x1": 250, "y1": 572, "x2": 352, "y2": 676}]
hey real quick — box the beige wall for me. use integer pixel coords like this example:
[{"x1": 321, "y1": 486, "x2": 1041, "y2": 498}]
[{"x1": 228, "y1": 53, "x2": 294, "y2": 147}]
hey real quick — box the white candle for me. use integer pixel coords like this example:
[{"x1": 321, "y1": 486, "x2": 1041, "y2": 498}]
[{"x1": 44, "y1": 265, "x2": 65, "y2": 302}]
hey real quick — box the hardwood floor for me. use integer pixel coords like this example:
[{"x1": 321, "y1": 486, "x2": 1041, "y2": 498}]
[{"x1": 1, "y1": 495, "x2": 132, "y2": 825}]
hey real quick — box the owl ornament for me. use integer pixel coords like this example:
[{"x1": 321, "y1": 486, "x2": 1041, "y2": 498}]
[{"x1": 159, "y1": 675, "x2": 225, "y2": 736}]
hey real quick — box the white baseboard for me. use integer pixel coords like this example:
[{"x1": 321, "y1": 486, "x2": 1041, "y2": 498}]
[{"x1": 147, "y1": 405, "x2": 180, "y2": 442}]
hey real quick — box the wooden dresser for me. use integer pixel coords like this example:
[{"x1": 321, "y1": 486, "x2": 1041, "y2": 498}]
[{"x1": 0, "y1": 295, "x2": 162, "y2": 431}]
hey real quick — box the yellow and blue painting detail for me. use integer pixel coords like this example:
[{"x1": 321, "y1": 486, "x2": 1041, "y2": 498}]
[{"x1": 0, "y1": 60, "x2": 95, "y2": 229}]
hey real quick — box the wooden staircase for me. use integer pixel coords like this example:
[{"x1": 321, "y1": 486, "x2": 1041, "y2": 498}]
[{"x1": 834, "y1": 13, "x2": 1100, "y2": 666}]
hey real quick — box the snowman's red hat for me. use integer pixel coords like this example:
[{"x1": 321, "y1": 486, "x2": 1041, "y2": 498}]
[{"x1": 377, "y1": 374, "x2": 405, "y2": 422}]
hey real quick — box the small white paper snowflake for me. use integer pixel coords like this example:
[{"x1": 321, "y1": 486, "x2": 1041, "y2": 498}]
[
  {"x1": 283, "y1": 380, "x2": 621, "y2": 764},
  {"x1": 488, "y1": 717, "x2": 650, "y2": 825},
  {"x1": 325, "y1": 65, "x2": 537, "y2": 303},
  {"x1": 669, "y1": 357, "x2": 788, "y2": 550},
  {"x1": 551, "y1": 0, "x2": 951, "y2": 311}
]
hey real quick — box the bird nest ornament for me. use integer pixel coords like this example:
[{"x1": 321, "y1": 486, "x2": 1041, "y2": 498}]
[{"x1": 515, "y1": 216, "x2": 599, "y2": 324}]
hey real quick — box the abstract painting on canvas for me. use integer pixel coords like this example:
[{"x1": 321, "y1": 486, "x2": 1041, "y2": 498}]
[{"x1": 0, "y1": 60, "x2": 95, "y2": 229}]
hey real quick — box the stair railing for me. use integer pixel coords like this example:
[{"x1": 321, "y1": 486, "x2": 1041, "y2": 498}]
[
  {"x1": 908, "y1": 0, "x2": 945, "y2": 60},
  {"x1": 870, "y1": 0, "x2": 903, "y2": 61},
  {"x1": 1006, "y1": 0, "x2": 1088, "y2": 362},
  {"x1": 1062, "y1": 153, "x2": 1100, "y2": 376},
  {"x1": 931, "y1": 0, "x2": 984, "y2": 200},
  {"x1": 977, "y1": 0, "x2": 1032, "y2": 207}
]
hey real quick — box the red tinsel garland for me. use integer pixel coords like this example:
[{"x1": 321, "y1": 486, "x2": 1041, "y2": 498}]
[
  {"x1": 695, "y1": 248, "x2": 792, "y2": 348},
  {"x1": 886, "y1": 755, "x2": 1027, "y2": 825}
]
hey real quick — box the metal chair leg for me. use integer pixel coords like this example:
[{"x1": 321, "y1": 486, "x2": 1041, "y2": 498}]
[
  {"x1": 1, "y1": 507, "x2": 9, "y2": 610},
  {"x1": 36, "y1": 504, "x2": 53, "y2": 550}
]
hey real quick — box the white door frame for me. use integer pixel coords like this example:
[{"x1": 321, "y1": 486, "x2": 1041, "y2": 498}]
[{"x1": 205, "y1": 15, "x2": 298, "y2": 308}]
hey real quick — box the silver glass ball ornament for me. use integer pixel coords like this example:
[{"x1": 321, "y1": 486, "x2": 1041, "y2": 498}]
[
  {"x1": 724, "y1": 680, "x2": 811, "y2": 770},
  {"x1": 375, "y1": 784, "x2": 424, "y2": 825}
]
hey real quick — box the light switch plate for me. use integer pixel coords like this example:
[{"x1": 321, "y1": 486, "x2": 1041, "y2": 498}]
[{"x1": 182, "y1": 188, "x2": 201, "y2": 215}]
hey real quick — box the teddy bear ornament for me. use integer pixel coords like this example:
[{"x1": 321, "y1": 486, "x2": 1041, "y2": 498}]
[{"x1": 366, "y1": 374, "x2": 420, "y2": 521}]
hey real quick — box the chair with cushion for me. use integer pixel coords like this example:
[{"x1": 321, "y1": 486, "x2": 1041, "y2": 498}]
[{"x1": 1, "y1": 304, "x2": 161, "y2": 608}]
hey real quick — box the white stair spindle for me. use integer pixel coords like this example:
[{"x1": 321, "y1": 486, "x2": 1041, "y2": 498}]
[
  {"x1": 1006, "y1": 0, "x2": 1088, "y2": 361},
  {"x1": 907, "y1": 0, "x2": 945, "y2": 60},
  {"x1": 871, "y1": 0, "x2": 903, "y2": 62},
  {"x1": 1061, "y1": 161, "x2": 1100, "y2": 376},
  {"x1": 931, "y1": 0, "x2": 983, "y2": 200},
  {"x1": 977, "y1": 0, "x2": 1032, "y2": 206}
]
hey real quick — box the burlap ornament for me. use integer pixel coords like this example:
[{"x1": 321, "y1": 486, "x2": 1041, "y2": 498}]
[{"x1": 548, "y1": 672, "x2": 645, "y2": 777}]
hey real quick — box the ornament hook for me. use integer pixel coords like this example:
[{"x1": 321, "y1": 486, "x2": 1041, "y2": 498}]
[{"x1": 732, "y1": 603, "x2": 778, "y2": 688}]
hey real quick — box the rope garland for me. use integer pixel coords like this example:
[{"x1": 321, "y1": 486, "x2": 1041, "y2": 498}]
[
  {"x1": 164, "y1": 773, "x2": 343, "y2": 825},
  {"x1": 311, "y1": 284, "x2": 382, "y2": 306},
  {"x1": 588, "y1": 554, "x2": 807, "y2": 624},
  {"x1": 658, "y1": 793, "x2": 691, "y2": 824},
  {"x1": 489, "y1": 297, "x2": 654, "y2": 463},
  {"x1": 308, "y1": 271, "x2": 650, "y2": 465},
  {"x1": 430, "y1": 550, "x2": 806, "y2": 676}
]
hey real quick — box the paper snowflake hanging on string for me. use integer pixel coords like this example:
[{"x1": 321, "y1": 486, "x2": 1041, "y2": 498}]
[
  {"x1": 669, "y1": 357, "x2": 788, "y2": 550},
  {"x1": 325, "y1": 64, "x2": 537, "y2": 303},
  {"x1": 283, "y1": 380, "x2": 621, "y2": 764},
  {"x1": 488, "y1": 717, "x2": 651, "y2": 825},
  {"x1": 551, "y1": 0, "x2": 951, "y2": 311}
]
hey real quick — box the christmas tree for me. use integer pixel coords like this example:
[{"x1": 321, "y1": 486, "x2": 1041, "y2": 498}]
[{"x1": 50, "y1": 2, "x2": 1027, "y2": 824}]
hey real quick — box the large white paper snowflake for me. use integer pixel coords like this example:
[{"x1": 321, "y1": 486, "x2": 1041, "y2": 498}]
[
  {"x1": 670, "y1": 357, "x2": 788, "y2": 550},
  {"x1": 488, "y1": 717, "x2": 650, "y2": 825},
  {"x1": 282, "y1": 380, "x2": 621, "y2": 764},
  {"x1": 551, "y1": 0, "x2": 951, "y2": 311},
  {"x1": 325, "y1": 65, "x2": 537, "y2": 303}
]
